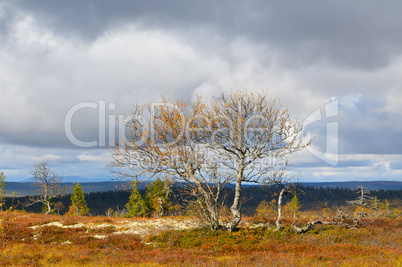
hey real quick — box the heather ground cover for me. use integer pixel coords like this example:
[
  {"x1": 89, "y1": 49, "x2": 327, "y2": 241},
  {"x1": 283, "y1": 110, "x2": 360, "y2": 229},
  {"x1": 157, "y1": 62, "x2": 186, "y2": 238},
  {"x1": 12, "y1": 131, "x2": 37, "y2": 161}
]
[{"x1": 0, "y1": 211, "x2": 400, "y2": 266}]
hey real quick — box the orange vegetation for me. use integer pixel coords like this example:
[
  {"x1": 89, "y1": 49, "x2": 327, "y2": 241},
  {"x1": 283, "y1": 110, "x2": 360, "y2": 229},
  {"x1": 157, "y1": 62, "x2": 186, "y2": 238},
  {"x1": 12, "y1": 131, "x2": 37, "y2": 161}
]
[{"x1": 0, "y1": 211, "x2": 401, "y2": 266}]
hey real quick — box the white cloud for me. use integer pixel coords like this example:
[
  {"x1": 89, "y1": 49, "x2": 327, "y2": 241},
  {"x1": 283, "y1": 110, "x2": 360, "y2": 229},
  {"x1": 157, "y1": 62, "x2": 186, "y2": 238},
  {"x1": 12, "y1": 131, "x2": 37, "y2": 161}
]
[
  {"x1": 382, "y1": 88, "x2": 402, "y2": 116},
  {"x1": 31, "y1": 154, "x2": 62, "y2": 162},
  {"x1": 340, "y1": 154, "x2": 402, "y2": 162},
  {"x1": 77, "y1": 152, "x2": 108, "y2": 162}
]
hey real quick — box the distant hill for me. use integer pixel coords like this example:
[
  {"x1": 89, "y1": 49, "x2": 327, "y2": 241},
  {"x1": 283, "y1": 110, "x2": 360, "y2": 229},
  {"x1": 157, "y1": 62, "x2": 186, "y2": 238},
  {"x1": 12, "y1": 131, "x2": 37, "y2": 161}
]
[
  {"x1": 20, "y1": 176, "x2": 105, "y2": 183},
  {"x1": 302, "y1": 181, "x2": 402, "y2": 190}
]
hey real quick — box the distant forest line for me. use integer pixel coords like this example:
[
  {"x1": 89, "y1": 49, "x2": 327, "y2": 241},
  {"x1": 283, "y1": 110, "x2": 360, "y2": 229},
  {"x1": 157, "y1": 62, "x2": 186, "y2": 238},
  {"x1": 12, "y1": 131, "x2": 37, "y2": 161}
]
[
  {"x1": 4, "y1": 180, "x2": 402, "y2": 197},
  {"x1": 4, "y1": 184, "x2": 401, "y2": 216}
]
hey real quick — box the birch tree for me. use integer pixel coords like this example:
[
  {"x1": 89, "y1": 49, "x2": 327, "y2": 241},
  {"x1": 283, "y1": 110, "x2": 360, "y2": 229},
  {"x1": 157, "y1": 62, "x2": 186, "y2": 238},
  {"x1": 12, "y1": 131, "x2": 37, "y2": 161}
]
[
  {"x1": 109, "y1": 91, "x2": 308, "y2": 231},
  {"x1": 29, "y1": 161, "x2": 67, "y2": 214}
]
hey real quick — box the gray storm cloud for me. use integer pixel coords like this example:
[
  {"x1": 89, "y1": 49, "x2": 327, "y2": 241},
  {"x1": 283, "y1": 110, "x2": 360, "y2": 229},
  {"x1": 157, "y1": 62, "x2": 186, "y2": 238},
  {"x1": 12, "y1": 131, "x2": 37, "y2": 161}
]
[
  {"x1": 8, "y1": 0, "x2": 402, "y2": 69},
  {"x1": 0, "y1": 0, "x2": 401, "y2": 181}
]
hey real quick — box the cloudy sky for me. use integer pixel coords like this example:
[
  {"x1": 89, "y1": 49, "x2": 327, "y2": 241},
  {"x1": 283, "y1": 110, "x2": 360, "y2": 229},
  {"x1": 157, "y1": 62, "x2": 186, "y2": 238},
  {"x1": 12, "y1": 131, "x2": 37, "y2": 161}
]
[{"x1": 0, "y1": 0, "x2": 401, "y2": 182}]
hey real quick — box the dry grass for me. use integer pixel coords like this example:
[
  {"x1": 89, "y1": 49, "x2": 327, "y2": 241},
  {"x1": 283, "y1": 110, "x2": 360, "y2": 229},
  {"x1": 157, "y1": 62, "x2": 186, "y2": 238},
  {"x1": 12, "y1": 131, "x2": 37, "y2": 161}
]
[{"x1": 0, "y1": 210, "x2": 401, "y2": 266}]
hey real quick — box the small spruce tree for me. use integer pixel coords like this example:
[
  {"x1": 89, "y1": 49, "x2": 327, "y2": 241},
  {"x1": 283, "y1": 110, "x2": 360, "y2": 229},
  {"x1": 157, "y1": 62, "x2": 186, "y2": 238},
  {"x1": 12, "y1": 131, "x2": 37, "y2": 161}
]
[
  {"x1": 70, "y1": 183, "x2": 89, "y2": 216},
  {"x1": 290, "y1": 192, "x2": 300, "y2": 219},
  {"x1": 370, "y1": 196, "x2": 380, "y2": 216},
  {"x1": 381, "y1": 199, "x2": 390, "y2": 217},
  {"x1": 126, "y1": 180, "x2": 149, "y2": 217},
  {"x1": 144, "y1": 178, "x2": 171, "y2": 217}
]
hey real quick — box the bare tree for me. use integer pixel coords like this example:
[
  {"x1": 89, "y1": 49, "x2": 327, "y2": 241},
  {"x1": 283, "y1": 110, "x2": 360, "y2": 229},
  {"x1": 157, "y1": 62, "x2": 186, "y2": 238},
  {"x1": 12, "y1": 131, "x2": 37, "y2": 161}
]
[
  {"x1": 54, "y1": 202, "x2": 65, "y2": 215},
  {"x1": 201, "y1": 92, "x2": 309, "y2": 231},
  {"x1": 286, "y1": 188, "x2": 378, "y2": 234},
  {"x1": 110, "y1": 95, "x2": 233, "y2": 229},
  {"x1": 290, "y1": 186, "x2": 390, "y2": 234},
  {"x1": 109, "y1": 91, "x2": 309, "y2": 231},
  {"x1": 347, "y1": 185, "x2": 373, "y2": 218},
  {"x1": 28, "y1": 161, "x2": 67, "y2": 214},
  {"x1": 274, "y1": 187, "x2": 288, "y2": 231},
  {"x1": 273, "y1": 184, "x2": 301, "y2": 231}
]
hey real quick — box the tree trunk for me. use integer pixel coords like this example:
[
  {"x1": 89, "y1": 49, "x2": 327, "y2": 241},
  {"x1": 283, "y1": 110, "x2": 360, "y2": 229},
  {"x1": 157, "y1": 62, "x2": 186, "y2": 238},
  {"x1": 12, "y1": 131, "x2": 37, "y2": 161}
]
[
  {"x1": 45, "y1": 200, "x2": 52, "y2": 215},
  {"x1": 226, "y1": 176, "x2": 242, "y2": 232},
  {"x1": 209, "y1": 208, "x2": 220, "y2": 230},
  {"x1": 293, "y1": 220, "x2": 336, "y2": 233},
  {"x1": 275, "y1": 188, "x2": 286, "y2": 232},
  {"x1": 158, "y1": 197, "x2": 164, "y2": 217},
  {"x1": 293, "y1": 220, "x2": 356, "y2": 233},
  {"x1": 191, "y1": 174, "x2": 221, "y2": 230},
  {"x1": 227, "y1": 162, "x2": 247, "y2": 232}
]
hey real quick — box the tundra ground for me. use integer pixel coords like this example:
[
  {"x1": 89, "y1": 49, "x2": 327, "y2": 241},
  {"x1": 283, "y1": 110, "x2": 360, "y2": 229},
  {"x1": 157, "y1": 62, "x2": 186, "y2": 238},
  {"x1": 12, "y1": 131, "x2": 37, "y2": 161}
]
[{"x1": 0, "y1": 211, "x2": 401, "y2": 266}]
